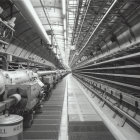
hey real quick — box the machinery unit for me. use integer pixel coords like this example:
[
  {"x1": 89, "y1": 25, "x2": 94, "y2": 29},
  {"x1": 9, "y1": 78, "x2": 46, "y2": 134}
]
[
  {"x1": 4, "y1": 80, "x2": 44, "y2": 127},
  {"x1": 4, "y1": 81, "x2": 44, "y2": 111},
  {"x1": 0, "y1": 69, "x2": 67, "y2": 128},
  {"x1": 42, "y1": 75, "x2": 54, "y2": 88}
]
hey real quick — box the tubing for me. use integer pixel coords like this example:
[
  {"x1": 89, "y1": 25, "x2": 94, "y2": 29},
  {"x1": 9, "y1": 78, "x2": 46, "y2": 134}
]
[
  {"x1": 37, "y1": 70, "x2": 56, "y2": 76},
  {"x1": 12, "y1": 0, "x2": 51, "y2": 45}
]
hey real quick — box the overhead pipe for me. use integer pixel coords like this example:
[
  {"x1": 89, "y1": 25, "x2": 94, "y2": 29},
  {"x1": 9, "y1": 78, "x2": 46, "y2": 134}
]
[
  {"x1": 39, "y1": 0, "x2": 58, "y2": 47},
  {"x1": 74, "y1": 0, "x2": 92, "y2": 46},
  {"x1": 71, "y1": 0, "x2": 118, "y2": 67},
  {"x1": 11, "y1": 0, "x2": 51, "y2": 45},
  {"x1": 0, "y1": 94, "x2": 21, "y2": 112},
  {"x1": 37, "y1": 70, "x2": 56, "y2": 76},
  {"x1": 78, "y1": 0, "x2": 118, "y2": 55},
  {"x1": 74, "y1": 22, "x2": 140, "y2": 70},
  {"x1": 69, "y1": 0, "x2": 92, "y2": 66},
  {"x1": 70, "y1": 0, "x2": 92, "y2": 65}
]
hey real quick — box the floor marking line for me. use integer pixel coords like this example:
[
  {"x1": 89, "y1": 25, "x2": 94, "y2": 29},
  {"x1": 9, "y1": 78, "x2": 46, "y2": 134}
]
[{"x1": 58, "y1": 78, "x2": 68, "y2": 140}]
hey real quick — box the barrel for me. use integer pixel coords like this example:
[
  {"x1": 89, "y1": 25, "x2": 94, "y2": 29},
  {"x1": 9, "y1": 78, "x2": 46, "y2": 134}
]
[{"x1": 0, "y1": 114, "x2": 23, "y2": 140}]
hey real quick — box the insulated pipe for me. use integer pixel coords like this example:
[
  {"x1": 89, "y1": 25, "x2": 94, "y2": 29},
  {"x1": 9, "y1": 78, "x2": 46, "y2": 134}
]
[
  {"x1": 0, "y1": 70, "x2": 57, "y2": 91},
  {"x1": 12, "y1": 0, "x2": 51, "y2": 45},
  {"x1": 2, "y1": 70, "x2": 36, "y2": 84},
  {"x1": 37, "y1": 70, "x2": 57, "y2": 76},
  {"x1": 0, "y1": 94, "x2": 21, "y2": 112}
]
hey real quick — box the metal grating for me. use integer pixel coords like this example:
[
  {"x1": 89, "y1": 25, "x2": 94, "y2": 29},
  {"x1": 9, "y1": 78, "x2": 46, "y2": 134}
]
[
  {"x1": 69, "y1": 121, "x2": 116, "y2": 140},
  {"x1": 24, "y1": 131, "x2": 58, "y2": 139},
  {"x1": 24, "y1": 124, "x2": 60, "y2": 131},
  {"x1": 23, "y1": 79, "x2": 66, "y2": 140}
]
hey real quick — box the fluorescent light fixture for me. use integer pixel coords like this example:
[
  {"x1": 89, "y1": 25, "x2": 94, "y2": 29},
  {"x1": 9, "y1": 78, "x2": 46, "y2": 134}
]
[
  {"x1": 53, "y1": 47, "x2": 56, "y2": 54},
  {"x1": 62, "y1": 0, "x2": 66, "y2": 15},
  {"x1": 64, "y1": 31, "x2": 66, "y2": 39},
  {"x1": 70, "y1": 45, "x2": 75, "y2": 50},
  {"x1": 63, "y1": 19, "x2": 66, "y2": 31}
]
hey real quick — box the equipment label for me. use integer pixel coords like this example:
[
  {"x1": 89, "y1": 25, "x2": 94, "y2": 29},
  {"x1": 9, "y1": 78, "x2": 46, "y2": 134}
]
[{"x1": 0, "y1": 123, "x2": 23, "y2": 137}]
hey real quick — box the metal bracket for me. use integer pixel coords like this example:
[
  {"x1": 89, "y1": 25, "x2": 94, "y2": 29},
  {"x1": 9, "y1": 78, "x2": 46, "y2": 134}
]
[
  {"x1": 133, "y1": 101, "x2": 138, "y2": 118},
  {"x1": 113, "y1": 93, "x2": 123, "y2": 118}
]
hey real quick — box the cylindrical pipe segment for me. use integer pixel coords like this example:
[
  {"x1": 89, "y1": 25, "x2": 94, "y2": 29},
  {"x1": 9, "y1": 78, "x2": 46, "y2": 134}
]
[
  {"x1": 37, "y1": 70, "x2": 56, "y2": 76},
  {"x1": 11, "y1": 0, "x2": 51, "y2": 45},
  {"x1": 2, "y1": 70, "x2": 36, "y2": 84},
  {"x1": 0, "y1": 114, "x2": 23, "y2": 140},
  {"x1": 0, "y1": 94, "x2": 21, "y2": 113}
]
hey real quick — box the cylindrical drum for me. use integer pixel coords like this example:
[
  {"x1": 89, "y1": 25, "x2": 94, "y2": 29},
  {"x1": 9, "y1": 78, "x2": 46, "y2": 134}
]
[{"x1": 0, "y1": 114, "x2": 23, "y2": 140}]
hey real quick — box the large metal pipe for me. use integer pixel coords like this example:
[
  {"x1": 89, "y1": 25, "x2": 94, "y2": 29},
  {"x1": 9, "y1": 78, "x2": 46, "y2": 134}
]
[
  {"x1": 0, "y1": 94, "x2": 21, "y2": 112},
  {"x1": 0, "y1": 70, "x2": 58, "y2": 95},
  {"x1": 0, "y1": 70, "x2": 40, "y2": 95},
  {"x1": 37, "y1": 70, "x2": 56, "y2": 76},
  {"x1": 12, "y1": 0, "x2": 51, "y2": 45},
  {"x1": 2, "y1": 70, "x2": 37, "y2": 85}
]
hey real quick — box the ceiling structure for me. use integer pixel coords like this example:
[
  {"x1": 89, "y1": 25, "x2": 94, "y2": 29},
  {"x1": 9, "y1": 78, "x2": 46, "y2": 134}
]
[
  {"x1": 0, "y1": 0, "x2": 73, "y2": 69},
  {"x1": 0, "y1": 0, "x2": 140, "y2": 70},
  {"x1": 69, "y1": 0, "x2": 140, "y2": 69},
  {"x1": 29, "y1": 0, "x2": 80, "y2": 68},
  {"x1": 30, "y1": 0, "x2": 66, "y2": 63},
  {"x1": 69, "y1": 0, "x2": 119, "y2": 67}
]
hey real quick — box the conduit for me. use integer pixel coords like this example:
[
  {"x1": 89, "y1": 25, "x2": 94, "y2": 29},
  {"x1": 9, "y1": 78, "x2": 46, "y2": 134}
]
[{"x1": 12, "y1": 0, "x2": 51, "y2": 45}]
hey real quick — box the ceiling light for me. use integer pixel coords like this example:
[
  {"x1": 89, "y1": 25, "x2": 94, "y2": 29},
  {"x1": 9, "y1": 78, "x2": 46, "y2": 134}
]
[
  {"x1": 63, "y1": 19, "x2": 66, "y2": 31},
  {"x1": 64, "y1": 31, "x2": 66, "y2": 39},
  {"x1": 62, "y1": 0, "x2": 66, "y2": 15},
  {"x1": 70, "y1": 45, "x2": 75, "y2": 50}
]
